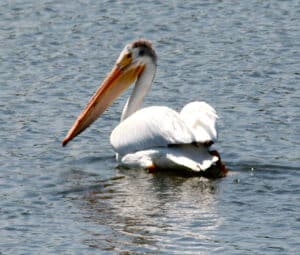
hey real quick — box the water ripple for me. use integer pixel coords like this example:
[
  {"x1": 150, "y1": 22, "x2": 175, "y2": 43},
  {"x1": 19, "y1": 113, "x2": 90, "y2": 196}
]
[{"x1": 1, "y1": 0, "x2": 300, "y2": 254}]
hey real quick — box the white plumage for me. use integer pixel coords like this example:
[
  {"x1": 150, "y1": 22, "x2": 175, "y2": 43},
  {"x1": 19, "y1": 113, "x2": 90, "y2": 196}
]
[
  {"x1": 62, "y1": 39, "x2": 226, "y2": 176},
  {"x1": 110, "y1": 106, "x2": 194, "y2": 155},
  {"x1": 111, "y1": 102, "x2": 219, "y2": 171},
  {"x1": 180, "y1": 101, "x2": 218, "y2": 143}
]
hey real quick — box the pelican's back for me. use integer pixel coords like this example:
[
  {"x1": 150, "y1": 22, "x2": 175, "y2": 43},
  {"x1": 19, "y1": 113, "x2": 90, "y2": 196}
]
[{"x1": 180, "y1": 101, "x2": 218, "y2": 144}]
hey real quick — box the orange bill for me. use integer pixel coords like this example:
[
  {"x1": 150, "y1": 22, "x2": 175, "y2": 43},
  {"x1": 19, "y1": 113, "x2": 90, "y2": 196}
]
[{"x1": 62, "y1": 59, "x2": 145, "y2": 146}]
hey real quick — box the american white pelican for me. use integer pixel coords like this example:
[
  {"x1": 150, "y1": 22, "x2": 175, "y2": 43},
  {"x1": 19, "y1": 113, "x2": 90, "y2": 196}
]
[{"x1": 62, "y1": 39, "x2": 227, "y2": 178}]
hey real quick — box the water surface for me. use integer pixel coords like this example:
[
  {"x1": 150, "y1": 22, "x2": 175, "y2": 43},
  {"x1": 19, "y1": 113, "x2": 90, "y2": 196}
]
[{"x1": 1, "y1": 0, "x2": 299, "y2": 254}]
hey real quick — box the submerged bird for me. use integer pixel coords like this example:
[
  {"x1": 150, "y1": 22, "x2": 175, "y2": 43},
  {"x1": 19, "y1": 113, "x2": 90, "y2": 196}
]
[{"x1": 62, "y1": 39, "x2": 227, "y2": 178}]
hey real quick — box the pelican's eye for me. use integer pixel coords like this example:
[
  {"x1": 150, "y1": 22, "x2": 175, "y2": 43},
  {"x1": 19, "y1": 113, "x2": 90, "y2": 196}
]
[{"x1": 139, "y1": 49, "x2": 145, "y2": 56}]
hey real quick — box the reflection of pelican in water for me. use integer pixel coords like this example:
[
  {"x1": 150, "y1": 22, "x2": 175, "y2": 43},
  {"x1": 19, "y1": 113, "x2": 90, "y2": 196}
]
[
  {"x1": 81, "y1": 170, "x2": 221, "y2": 253},
  {"x1": 62, "y1": 39, "x2": 227, "y2": 177}
]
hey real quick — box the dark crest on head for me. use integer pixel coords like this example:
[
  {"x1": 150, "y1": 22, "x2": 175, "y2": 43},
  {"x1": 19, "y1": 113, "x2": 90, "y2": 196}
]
[{"x1": 131, "y1": 39, "x2": 157, "y2": 64}]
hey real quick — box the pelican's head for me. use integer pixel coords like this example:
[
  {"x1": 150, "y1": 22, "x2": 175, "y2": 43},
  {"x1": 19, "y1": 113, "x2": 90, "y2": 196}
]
[
  {"x1": 62, "y1": 39, "x2": 157, "y2": 146},
  {"x1": 117, "y1": 39, "x2": 157, "y2": 71}
]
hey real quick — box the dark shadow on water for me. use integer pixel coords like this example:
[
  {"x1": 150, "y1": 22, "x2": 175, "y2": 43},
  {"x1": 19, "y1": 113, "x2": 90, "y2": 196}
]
[{"x1": 57, "y1": 154, "x2": 299, "y2": 199}]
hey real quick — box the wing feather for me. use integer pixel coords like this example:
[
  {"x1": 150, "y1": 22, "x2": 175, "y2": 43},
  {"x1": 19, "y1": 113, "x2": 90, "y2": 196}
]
[
  {"x1": 110, "y1": 106, "x2": 195, "y2": 155},
  {"x1": 180, "y1": 101, "x2": 218, "y2": 143}
]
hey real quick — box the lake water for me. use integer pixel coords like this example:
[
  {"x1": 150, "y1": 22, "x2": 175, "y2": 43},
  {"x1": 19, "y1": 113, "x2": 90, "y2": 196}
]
[{"x1": 1, "y1": 0, "x2": 299, "y2": 254}]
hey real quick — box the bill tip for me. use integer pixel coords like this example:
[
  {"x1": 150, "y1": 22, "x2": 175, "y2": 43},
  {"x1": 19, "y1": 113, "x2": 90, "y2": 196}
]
[{"x1": 62, "y1": 137, "x2": 69, "y2": 147}]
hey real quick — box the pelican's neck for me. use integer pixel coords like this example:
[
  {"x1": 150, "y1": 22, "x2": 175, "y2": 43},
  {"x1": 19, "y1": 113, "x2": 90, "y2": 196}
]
[{"x1": 121, "y1": 62, "x2": 156, "y2": 121}]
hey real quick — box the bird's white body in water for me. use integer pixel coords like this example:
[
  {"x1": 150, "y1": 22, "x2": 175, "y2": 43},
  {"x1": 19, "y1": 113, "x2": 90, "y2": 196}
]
[{"x1": 62, "y1": 39, "x2": 227, "y2": 177}]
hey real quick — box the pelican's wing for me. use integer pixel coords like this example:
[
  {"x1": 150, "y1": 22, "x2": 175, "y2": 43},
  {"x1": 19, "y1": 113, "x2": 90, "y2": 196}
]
[
  {"x1": 180, "y1": 101, "x2": 218, "y2": 143},
  {"x1": 110, "y1": 106, "x2": 195, "y2": 155}
]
